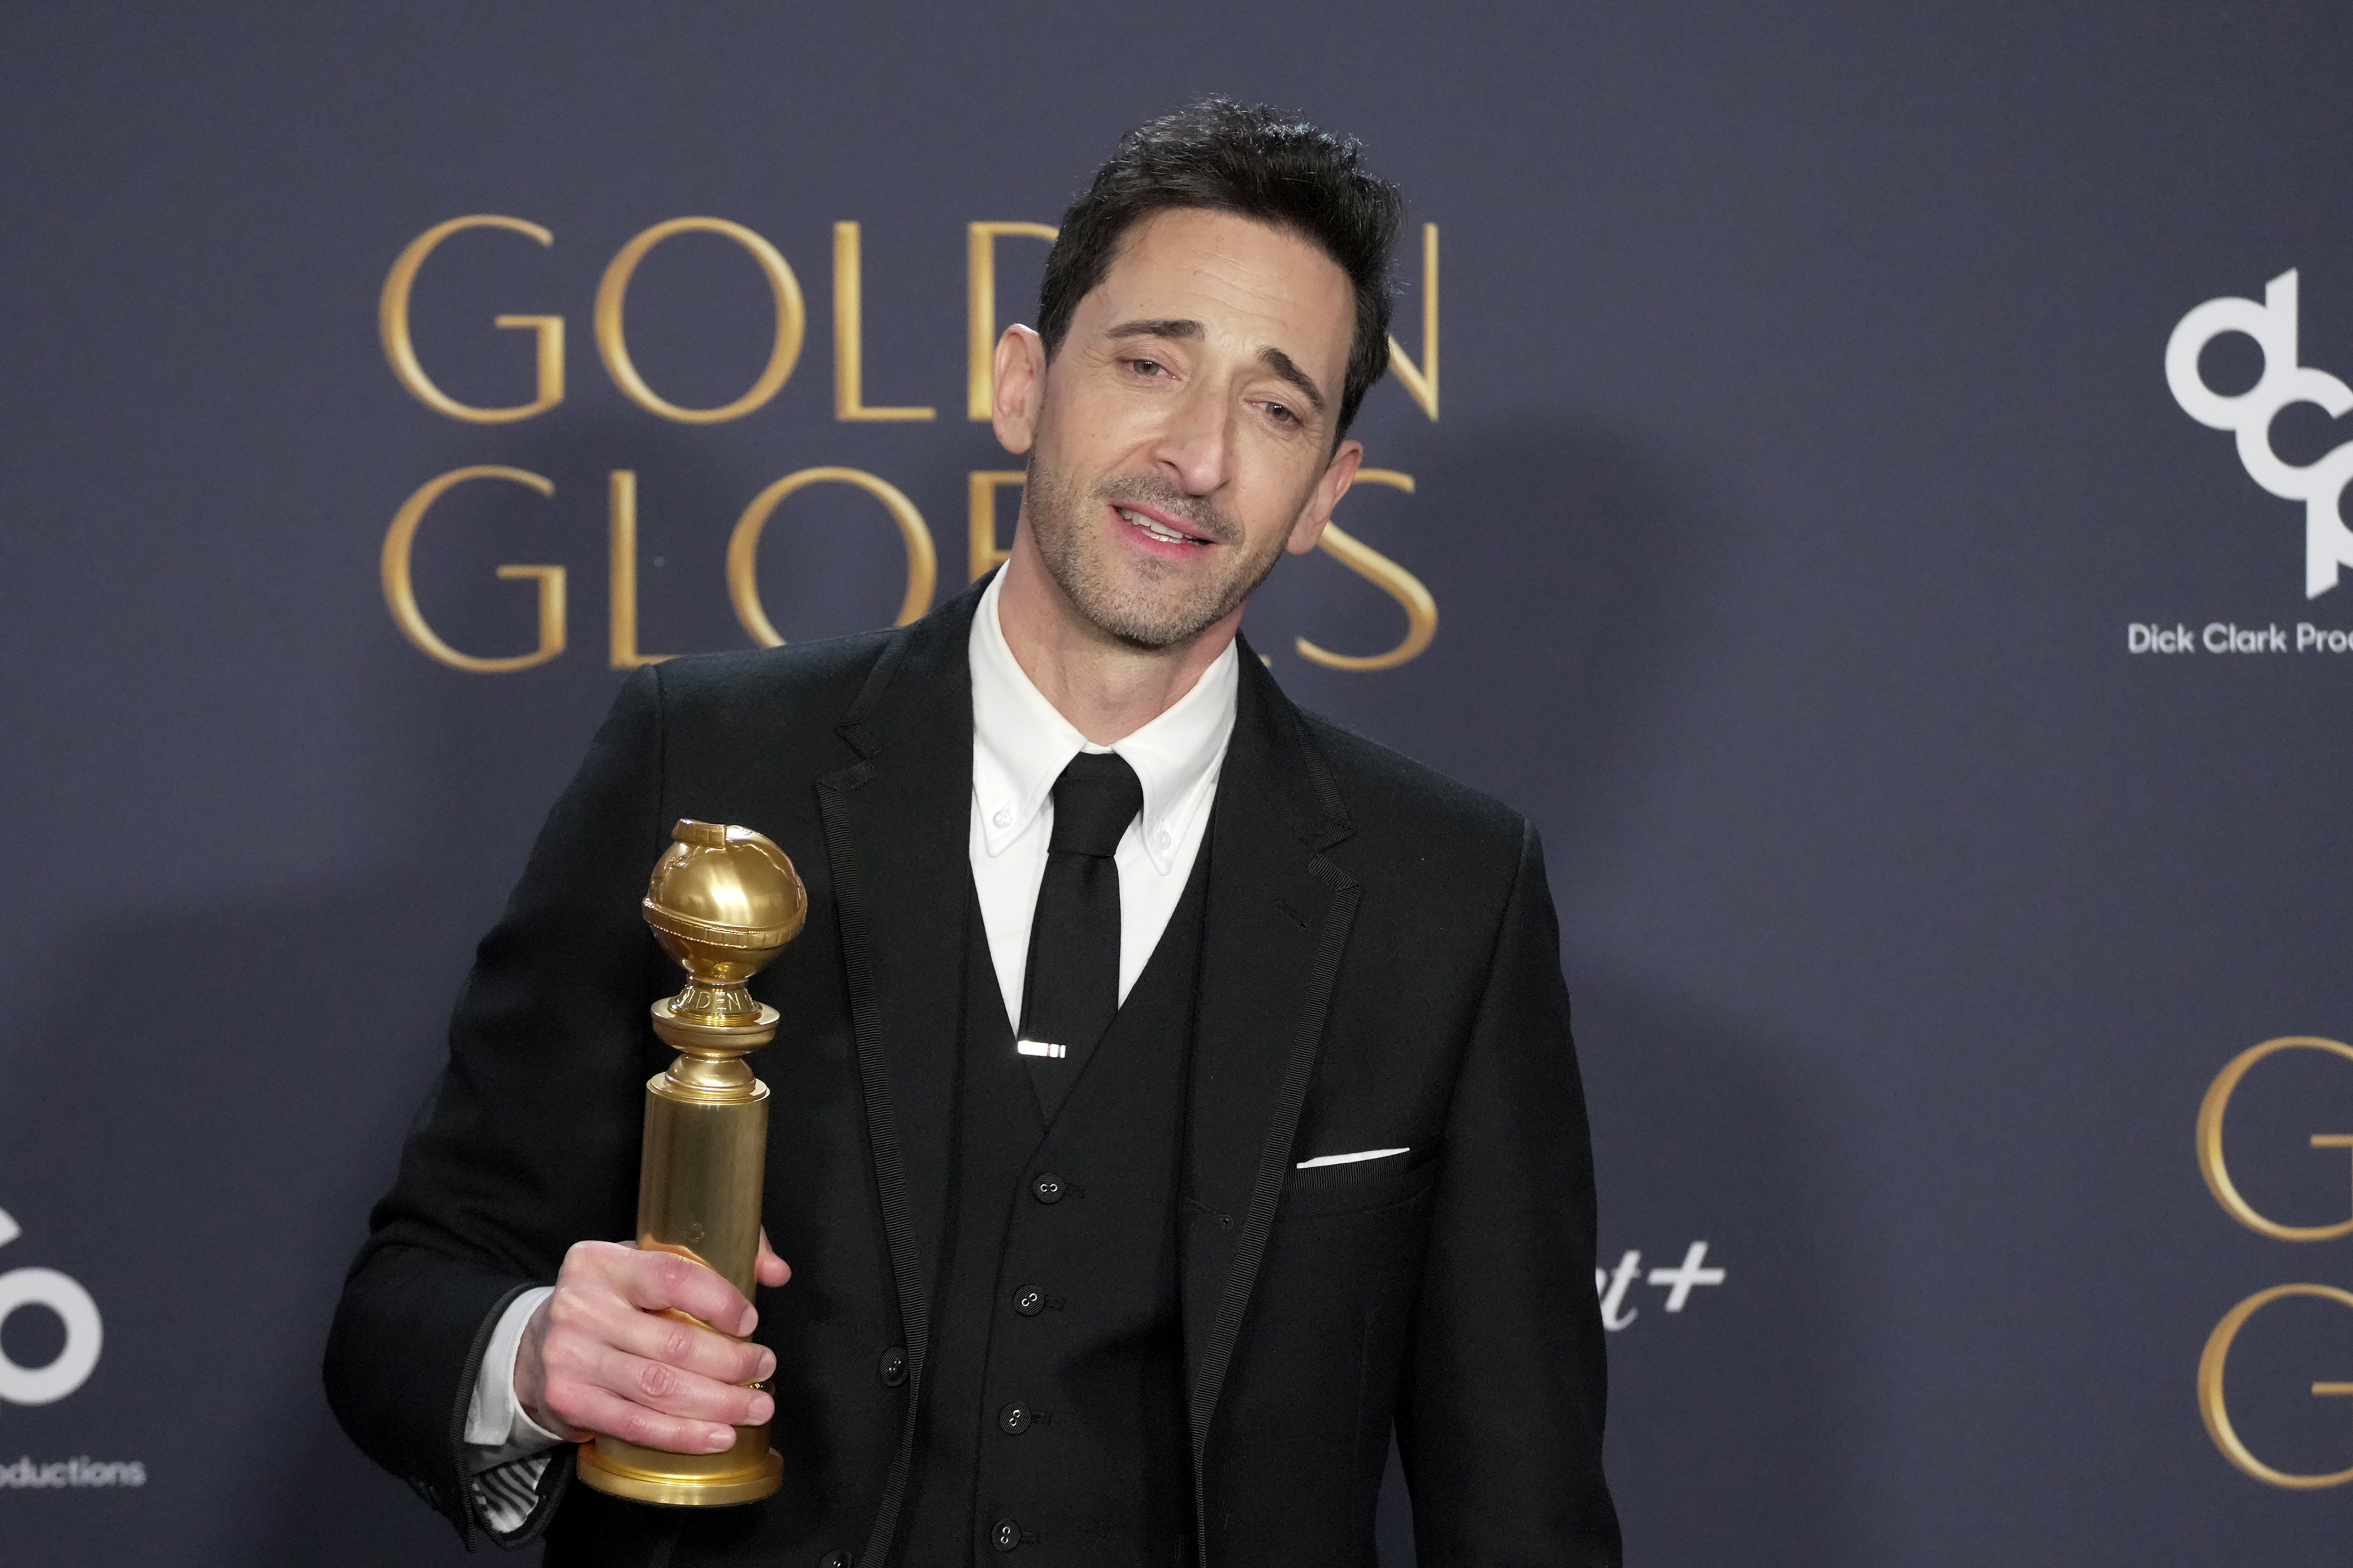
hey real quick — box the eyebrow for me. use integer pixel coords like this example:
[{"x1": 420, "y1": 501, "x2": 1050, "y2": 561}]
[
  {"x1": 1257, "y1": 346, "x2": 1327, "y2": 415},
  {"x1": 1104, "y1": 318, "x2": 1328, "y2": 416},
  {"x1": 1106, "y1": 317, "x2": 1205, "y2": 343}
]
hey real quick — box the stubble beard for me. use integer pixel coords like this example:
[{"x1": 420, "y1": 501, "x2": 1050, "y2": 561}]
[{"x1": 1022, "y1": 459, "x2": 1290, "y2": 651}]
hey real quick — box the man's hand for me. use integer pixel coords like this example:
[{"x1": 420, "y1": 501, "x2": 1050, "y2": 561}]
[{"x1": 515, "y1": 1230, "x2": 792, "y2": 1453}]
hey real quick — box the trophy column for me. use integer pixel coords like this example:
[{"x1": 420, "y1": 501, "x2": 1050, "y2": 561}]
[{"x1": 575, "y1": 819, "x2": 806, "y2": 1508}]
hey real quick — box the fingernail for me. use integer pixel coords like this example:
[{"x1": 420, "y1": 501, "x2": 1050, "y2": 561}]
[
  {"x1": 708, "y1": 1425, "x2": 735, "y2": 1452},
  {"x1": 738, "y1": 1307, "x2": 758, "y2": 1335},
  {"x1": 759, "y1": 1351, "x2": 777, "y2": 1379},
  {"x1": 751, "y1": 1394, "x2": 774, "y2": 1424}
]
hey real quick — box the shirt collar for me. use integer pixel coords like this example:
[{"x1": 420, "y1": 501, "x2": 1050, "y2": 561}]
[{"x1": 969, "y1": 570, "x2": 1237, "y2": 874}]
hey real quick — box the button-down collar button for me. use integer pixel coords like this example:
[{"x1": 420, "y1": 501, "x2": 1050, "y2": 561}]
[
  {"x1": 878, "y1": 1346, "x2": 908, "y2": 1386},
  {"x1": 992, "y1": 808, "x2": 1012, "y2": 829},
  {"x1": 1155, "y1": 829, "x2": 1171, "y2": 850},
  {"x1": 1031, "y1": 1173, "x2": 1064, "y2": 1205},
  {"x1": 1013, "y1": 1285, "x2": 1045, "y2": 1316},
  {"x1": 992, "y1": 1517, "x2": 1022, "y2": 1552},
  {"x1": 998, "y1": 1402, "x2": 1032, "y2": 1433}
]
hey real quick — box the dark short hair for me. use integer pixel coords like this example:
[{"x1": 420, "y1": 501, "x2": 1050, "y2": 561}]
[{"x1": 1038, "y1": 98, "x2": 1404, "y2": 442}]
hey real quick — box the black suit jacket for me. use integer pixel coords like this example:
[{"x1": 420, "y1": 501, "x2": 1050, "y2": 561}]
[{"x1": 325, "y1": 581, "x2": 1619, "y2": 1567}]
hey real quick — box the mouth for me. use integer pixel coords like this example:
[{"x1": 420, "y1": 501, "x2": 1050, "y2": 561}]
[{"x1": 1111, "y1": 502, "x2": 1214, "y2": 550}]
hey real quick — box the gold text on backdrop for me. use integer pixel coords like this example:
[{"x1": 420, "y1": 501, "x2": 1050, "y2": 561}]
[
  {"x1": 381, "y1": 466, "x2": 565, "y2": 671},
  {"x1": 726, "y1": 468, "x2": 936, "y2": 646},
  {"x1": 379, "y1": 214, "x2": 1438, "y2": 429},
  {"x1": 2196, "y1": 1036, "x2": 2353, "y2": 1488},
  {"x1": 1387, "y1": 225, "x2": 1439, "y2": 419},
  {"x1": 2199, "y1": 1285, "x2": 2353, "y2": 1489},
  {"x1": 379, "y1": 216, "x2": 565, "y2": 422},
  {"x1": 595, "y1": 218, "x2": 806, "y2": 424},
  {"x1": 607, "y1": 472, "x2": 673, "y2": 670},
  {"x1": 2198, "y1": 1036, "x2": 2353, "y2": 1240},
  {"x1": 1297, "y1": 471, "x2": 1438, "y2": 671},
  {"x1": 375, "y1": 215, "x2": 1442, "y2": 672},
  {"x1": 969, "y1": 471, "x2": 1024, "y2": 582},
  {"x1": 966, "y1": 222, "x2": 1059, "y2": 420},
  {"x1": 834, "y1": 222, "x2": 935, "y2": 422}
]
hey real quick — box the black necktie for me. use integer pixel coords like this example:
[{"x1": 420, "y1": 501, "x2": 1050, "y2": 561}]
[{"x1": 1017, "y1": 751, "x2": 1143, "y2": 1120}]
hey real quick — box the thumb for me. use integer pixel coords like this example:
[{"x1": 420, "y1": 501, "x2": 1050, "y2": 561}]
[{"x1": 756, "y1": 1227, "x2": 792, "y2": 1288}]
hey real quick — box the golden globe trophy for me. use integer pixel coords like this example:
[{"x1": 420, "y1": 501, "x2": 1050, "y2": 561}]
[{"x1": 574, "y1": 819, "x2": 806, "y2": 1507}]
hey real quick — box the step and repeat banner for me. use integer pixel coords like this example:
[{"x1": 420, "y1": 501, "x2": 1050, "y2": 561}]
[{"x1": 3, "y1": 4, "x2": 2350, "y2": 1563}]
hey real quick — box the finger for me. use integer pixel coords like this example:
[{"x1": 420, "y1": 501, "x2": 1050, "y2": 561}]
[
  {"x1": 591, "y1": 1343, "x2": 775, "y2": 1429},
  {"x1": 756, "y1": 1229, "x2": 792, "y2": 1288},
  {"x1": 598, "y1": 1303, "x2": 775, "y2": 1388},
  {"x1": 535, "y1": 1293, "x2": 773, "y2": 1426},
  {"x1": 556, "y1": 1237, "x2": 642, "y2": 1293},
  {"x1": 616, "y1": 1249, "x2": 758, "y2": 1336},
  {"x1": 558, "y1": 1383, "x2": 742, "y2": 1456}
]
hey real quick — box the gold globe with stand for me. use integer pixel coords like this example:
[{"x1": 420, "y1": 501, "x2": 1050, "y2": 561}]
[{"x1": 574, "y1": 819, "x2": 806, "y2": 1507}]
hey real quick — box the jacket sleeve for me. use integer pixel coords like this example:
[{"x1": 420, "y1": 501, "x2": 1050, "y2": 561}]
[
  {"x1": 324, "y1": 666, "x2": 673, "y2": 1546},
  {"x1": 1397, "y1": 820, "x2": 1622, "y2": 1566}
]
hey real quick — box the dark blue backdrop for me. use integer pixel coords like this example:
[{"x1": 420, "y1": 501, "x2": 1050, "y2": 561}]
[{"x1": 5, "y1": 3, "x2": 2352, "y2": 1562}]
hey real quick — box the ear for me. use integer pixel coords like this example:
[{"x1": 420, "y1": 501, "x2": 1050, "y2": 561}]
[
  {"x1": 992, "y1": 325, "x2": 1046, "y2": 455},
  {"x1": 1285, "y1": 438, "x2": 1364, "y2": 556}
]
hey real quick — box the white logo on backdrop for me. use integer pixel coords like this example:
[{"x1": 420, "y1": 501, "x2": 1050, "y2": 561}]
[
  {"x1": 0, "y1": 1207, "x2": 104, "y2": 1406},
  {"x1": 2168, "y1": 269, "x2": 2353, "y2": 598},
  {"x1": 1592, "y1": 1240, "x2": 1725, "y2": 1332}
]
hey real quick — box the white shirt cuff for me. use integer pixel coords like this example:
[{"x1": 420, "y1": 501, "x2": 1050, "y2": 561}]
[{"x1": 464, "y1": 1286, "x2": 566, "y2": 1462}]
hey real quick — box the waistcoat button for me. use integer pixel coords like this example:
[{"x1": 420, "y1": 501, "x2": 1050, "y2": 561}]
[
  {"x1": 1031, "y1": 1173, "x2": 1064, "y2": 1204},
  {"x1": 1013, "y1": 1285, "x2": 1045, "y2": 1316},
  {"x1": 878, "y1": 1346, "x2": 908, "y2": 1386},
  {"x1": 998, "y1": 1402, "x2": 1032, "y2": 1433},
  {"x1": 992, "y1": 1517, "x2": 1022, "y2": 1552},
  {"x1": 821, "y1": 1554, "x2": 852, "y2": 1568}
]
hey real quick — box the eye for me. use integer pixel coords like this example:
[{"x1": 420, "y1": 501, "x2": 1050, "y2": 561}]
[
  {"x1": 1262, "y1": 401, "x2": 1298, "y2": 425},
  {"x1": 1128, "y1": 358, "x2": 1166, "y2": 377}
]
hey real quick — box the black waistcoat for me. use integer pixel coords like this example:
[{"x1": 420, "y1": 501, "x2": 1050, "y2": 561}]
[{"x1": 894, "y1": 852, "x2": 1209, "y2": 1567}]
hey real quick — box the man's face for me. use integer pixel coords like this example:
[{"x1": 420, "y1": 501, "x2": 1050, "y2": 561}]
[{"x1": 997, "y1": 206, "x2": 1362, "y2": 649}]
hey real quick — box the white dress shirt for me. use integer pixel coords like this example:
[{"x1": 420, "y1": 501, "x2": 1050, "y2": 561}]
[
  {"x1": 967, "y1": 569, "x2": 1235, "y2": 1029},
  {"x1": 458, "y1": 573, "x2": 1239, "y2": 1533}
]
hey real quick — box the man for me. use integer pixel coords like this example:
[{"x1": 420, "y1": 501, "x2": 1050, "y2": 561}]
[{"x1": 327, "y1": 99, "x2": 1619, "y2": 1567}]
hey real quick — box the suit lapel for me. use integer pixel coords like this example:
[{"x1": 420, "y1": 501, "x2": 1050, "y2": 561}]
[
  {"x1": 1181, "y1": 639, "x2": 1359, "y2": 1480},
  {"x1": 814, "y1": 585, "x2": 981, "y2": 1566}
]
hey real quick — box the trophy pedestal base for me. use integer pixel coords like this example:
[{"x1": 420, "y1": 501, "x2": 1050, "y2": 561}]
[{"x1": 575, "y1": 1428, "x2": 782, "y2": 1507}]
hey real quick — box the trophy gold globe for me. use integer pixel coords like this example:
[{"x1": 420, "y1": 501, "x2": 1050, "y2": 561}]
[{"x1": 574, "y1": 819, "x2": 806, "y2": 1507}]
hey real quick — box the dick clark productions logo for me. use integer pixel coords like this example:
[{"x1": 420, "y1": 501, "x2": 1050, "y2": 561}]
[
  {"x1": 0, "y1": 1207, "x2": 102, "y2": 1407},
  {"x1": 2169, "y1": 270, "x2": 2353, "y2": 599}
]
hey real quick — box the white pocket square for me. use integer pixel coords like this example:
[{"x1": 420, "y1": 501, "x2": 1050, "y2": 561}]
[{"x1": 1296, "y1": 1146, "x2": 1409, "y2": 1170}]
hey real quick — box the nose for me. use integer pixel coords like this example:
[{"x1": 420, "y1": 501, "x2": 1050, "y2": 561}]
[{"x1": 1148, "y1": 379, "x2": 1232, "y2": 499}]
